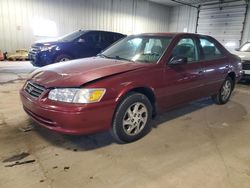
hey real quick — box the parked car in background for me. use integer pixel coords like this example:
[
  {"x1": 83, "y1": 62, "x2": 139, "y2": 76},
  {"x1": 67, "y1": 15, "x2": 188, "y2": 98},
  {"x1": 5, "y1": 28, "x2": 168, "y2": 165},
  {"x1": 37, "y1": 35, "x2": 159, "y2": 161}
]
[
  {"x1": 29, "y1": 30, "x2": 126, "y2": 67},
  {"x1": 20, "y1": 33, "x2": 242, "y2": 143},
  {"x1": 7, "y1": 49, "x2": 29, "y2": 61},
  {"x1": 0, "y1": 50, "x2": 4, "y2": 61},
  {"x1": 233, "y1": 42, "x2": 250, "y2": 80}
]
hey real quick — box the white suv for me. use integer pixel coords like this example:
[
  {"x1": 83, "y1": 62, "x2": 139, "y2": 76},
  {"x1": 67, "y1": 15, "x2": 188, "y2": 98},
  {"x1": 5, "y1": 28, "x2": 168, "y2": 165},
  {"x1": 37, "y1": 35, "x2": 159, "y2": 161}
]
[{"x1": 233, "y1": 42, "x2": 250, "y2": 80}]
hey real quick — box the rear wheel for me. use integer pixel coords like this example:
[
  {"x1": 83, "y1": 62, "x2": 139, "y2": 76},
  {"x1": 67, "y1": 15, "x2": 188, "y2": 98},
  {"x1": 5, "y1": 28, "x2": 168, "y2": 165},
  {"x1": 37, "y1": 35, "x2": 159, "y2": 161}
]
[
  {"x1": 55, "y1": 54, "x2": 72, "y2": 63},
  {"x1": 212, "y1": 77, "x2": 233, "y2": 105},
  {"x1": 111, "y1": 92, "x2": 152, "y2": 143}
]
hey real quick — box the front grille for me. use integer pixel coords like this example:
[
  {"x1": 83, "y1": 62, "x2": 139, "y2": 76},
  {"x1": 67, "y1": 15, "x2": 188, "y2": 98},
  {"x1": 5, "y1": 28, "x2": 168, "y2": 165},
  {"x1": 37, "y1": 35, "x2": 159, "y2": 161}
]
[
  {"x1": 31, "y1": 45, "x2": 40, "y2": 52},
  {"x1": 29, "y1": 46, "x2": 40, "y2": 55},
  {"x1": 242, "y1": 60, "x2": 250, "y2": 70},
  {"x1": 24, "y1": 81, "x2": 46, "y2": 98}
]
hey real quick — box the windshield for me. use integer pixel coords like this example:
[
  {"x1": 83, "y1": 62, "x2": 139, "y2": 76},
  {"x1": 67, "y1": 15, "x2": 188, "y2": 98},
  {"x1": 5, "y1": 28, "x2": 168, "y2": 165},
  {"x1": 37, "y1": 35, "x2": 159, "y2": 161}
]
[
  {"x1": 239, "y1": 42, "x2": 250, "y2": 52},
  {"x1": 58, "y1": 30, "x2": 86, "y2": 42},
  {"x1": 101, "y1": 35, "x2": 172, "y2": 63}
]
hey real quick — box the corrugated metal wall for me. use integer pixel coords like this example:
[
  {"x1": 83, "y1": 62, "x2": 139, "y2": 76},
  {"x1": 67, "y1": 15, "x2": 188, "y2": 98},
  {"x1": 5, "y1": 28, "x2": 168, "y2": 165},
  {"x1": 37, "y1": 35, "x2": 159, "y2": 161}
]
[
  {"x1": 0, "y1": 0, "x2": 170, "y2": 52},
  {"x1": 168, "y1": 5, "x2": 198, "y2": 33}
]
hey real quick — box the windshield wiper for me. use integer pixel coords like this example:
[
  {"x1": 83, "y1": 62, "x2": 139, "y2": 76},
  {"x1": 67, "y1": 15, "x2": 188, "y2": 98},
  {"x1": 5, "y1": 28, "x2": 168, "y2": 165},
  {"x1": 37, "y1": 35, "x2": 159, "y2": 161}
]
[
  {"x1": 97, "y1": 54, "x2": 111, "y2": 59},
  {"x1": 112, "y1": 56, "x2": 134, "y2": 62},
  {"x1": 97, "y1": 54, "x2": 134, "y2": 62}
]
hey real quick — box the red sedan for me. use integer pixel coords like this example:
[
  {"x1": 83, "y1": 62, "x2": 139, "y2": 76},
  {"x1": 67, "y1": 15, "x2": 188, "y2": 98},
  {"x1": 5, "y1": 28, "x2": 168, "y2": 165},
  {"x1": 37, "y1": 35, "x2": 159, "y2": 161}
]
[{"x1": 20, "y1": 33, "x2": 242, "y2": 143}]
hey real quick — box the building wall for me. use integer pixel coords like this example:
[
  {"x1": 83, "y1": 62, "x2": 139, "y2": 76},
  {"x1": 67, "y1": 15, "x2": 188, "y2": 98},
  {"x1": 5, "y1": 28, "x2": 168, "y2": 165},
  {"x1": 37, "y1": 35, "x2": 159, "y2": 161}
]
[
  {"x1": 1, "y1": 0, "x2": 250, "y2": 53},
  {"x1": 242, "y1": 4, "x2": 250, "y2": 44},
  {"x1": 0, "y1": 0, "x2": 170, "y2": 52},
  {"x1": 168, "y1": 5, "x2": 198, "y2": 33}
]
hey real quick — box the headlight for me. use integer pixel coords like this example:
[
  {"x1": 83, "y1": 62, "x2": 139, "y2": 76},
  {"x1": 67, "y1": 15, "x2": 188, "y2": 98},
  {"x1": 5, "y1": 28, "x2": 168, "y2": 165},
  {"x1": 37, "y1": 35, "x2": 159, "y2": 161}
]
[
  {"x1": 238, "y1": 62, "x2": 243, "y2": 69},
  {"x1": 40, "y1": 45, "x2": 56, "y2": 51},
  {"x1": 48, "y1": 88, "x2": 106, "y2": 103}
]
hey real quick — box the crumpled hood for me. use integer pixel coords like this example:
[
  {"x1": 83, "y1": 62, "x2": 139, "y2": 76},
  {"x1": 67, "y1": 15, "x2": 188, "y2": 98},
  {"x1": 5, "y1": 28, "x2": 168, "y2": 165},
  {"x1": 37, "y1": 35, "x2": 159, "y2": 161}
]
[{"x1": 30, "y1": 57, "x2": 149, "y2": 88}]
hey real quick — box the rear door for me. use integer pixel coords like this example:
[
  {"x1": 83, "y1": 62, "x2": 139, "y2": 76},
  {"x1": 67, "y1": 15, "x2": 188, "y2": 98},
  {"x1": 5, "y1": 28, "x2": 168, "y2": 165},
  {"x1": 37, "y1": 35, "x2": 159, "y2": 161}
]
[
  {"x1": 161, "y1": 36, "x2": 205, "y2": 109},
  {"x1": 197, "y1": 37, "x2": 229, "y2": 96}
]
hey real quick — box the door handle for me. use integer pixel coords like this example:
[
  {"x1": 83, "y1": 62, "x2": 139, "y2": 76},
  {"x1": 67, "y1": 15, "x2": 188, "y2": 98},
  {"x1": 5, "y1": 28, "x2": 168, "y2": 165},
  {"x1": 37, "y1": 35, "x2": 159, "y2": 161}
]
[{"x1": 198, "y1": 70, "x2": 204, "y2": 74}]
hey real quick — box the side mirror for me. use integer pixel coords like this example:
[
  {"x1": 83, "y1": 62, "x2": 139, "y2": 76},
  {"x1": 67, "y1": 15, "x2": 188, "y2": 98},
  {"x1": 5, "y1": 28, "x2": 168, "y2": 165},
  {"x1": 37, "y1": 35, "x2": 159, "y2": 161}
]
[
  {"x1": 169, "y1": 56, "x2": 187, "y2": 65},
  {"x1": 235, "y1": 48, "x2": 240, "y2": 51}
]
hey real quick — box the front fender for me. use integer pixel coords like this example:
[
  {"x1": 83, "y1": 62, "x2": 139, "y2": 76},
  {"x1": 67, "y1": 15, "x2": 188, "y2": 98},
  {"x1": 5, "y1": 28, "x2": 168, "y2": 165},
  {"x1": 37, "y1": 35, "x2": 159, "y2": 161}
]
[{"x1": 115, "y1": 82, "x2": 156, "y2": 103}]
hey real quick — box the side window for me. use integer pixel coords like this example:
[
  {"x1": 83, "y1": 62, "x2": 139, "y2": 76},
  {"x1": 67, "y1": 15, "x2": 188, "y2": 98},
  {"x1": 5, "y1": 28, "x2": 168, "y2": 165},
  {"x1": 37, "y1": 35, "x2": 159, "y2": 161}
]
[
  {"x1": 111, "y1": 34, "x2": 119, "y2": 43},
  {"x1": 199, "y1": 38, "x2": 223, "y2": 60},
  {"x1": 100, "y1": 33, "x2": 114, "y2": 48},
  {"x1": 100, "y1": 33, "x2": 108, "y2": 43},
  {"x1": 84, "y1": 33, "x2": 101, "y2": 45},
  {"x1": 172, "y1": 38, "x2": 199, "y2": 63},
  {"x1": 102, "y1": 33, "x2": 121, "y2": 45},
  {"x1": 104, "y1": 33, "x2": 115, "y2": 44},
  {"x1": 114, "y1": 34, "x2": 124, "y2": 42}
]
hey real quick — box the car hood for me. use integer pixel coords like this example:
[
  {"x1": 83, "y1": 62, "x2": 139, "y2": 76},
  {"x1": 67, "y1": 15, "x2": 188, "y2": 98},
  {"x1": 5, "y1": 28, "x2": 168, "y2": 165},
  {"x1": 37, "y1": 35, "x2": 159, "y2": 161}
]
[
  {"x1": 32, "y1": 42, "x2": 61, "y2": 47},
  {"x1": 32, "y1": 39, "x2": 66, "y2": 47},
  {"x1": 232, "y1": 50, "x2": 250, "y2": 61},
  {"x1": 30, "y1": 57, "x2": 150, "y2": 88}
]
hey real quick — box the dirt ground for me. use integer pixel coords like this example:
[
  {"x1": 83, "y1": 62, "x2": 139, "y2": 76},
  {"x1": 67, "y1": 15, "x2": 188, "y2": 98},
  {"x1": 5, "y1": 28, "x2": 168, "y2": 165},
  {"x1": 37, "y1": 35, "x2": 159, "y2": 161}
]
[{"x1": 0, "y1": 63, "x2": 250, "y2": 188}]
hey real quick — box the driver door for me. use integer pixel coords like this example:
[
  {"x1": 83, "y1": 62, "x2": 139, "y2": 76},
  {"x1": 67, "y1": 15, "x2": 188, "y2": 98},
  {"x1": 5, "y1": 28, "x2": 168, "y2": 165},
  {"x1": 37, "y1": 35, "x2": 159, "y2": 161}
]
[{"x1": 161, "y1": 37, "x2": 205, "y2": 109}]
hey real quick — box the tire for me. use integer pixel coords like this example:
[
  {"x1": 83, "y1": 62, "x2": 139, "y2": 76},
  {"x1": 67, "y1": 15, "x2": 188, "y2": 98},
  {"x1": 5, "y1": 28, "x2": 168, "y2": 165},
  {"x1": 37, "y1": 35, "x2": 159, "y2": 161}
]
[
  {"x1": 111, "y1": 92, "x2": 152, "y2": 143},
  {"x1": 54, "y1": 54, "x2": 72, "y2": 63},
  {"x1": 212, "y1": 76, "x2": 233, "y2": 105}
]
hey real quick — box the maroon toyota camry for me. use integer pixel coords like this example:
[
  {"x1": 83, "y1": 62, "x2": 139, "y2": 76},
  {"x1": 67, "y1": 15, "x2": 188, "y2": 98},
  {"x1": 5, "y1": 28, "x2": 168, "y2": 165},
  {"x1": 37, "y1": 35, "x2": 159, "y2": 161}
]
[{"x1": 20, "y1": 33, "x2": 242, "y2": 143}]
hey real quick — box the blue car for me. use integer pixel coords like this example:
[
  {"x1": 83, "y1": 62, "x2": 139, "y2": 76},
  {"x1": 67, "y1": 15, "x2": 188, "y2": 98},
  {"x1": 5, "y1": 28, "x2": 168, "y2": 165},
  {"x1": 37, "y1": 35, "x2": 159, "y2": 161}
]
[{"x1": 29, "y1": 30, "x2": 126, "y2": 67}]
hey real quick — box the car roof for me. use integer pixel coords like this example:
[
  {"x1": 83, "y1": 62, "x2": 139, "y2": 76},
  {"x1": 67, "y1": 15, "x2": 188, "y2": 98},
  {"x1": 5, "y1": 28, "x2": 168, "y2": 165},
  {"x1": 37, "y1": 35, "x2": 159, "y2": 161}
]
[
  {"x1": 136, "y1": 32, "x2": 211, "y2": 38},
  {"x1": 80, "y1": 30, "x2": 126, "y2": 35}
]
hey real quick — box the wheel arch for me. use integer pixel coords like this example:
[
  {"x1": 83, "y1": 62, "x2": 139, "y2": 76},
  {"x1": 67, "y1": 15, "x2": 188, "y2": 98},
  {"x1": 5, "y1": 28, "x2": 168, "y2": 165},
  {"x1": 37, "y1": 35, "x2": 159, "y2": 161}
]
[
  {"x1": 227, "y1": 71, "x2": 236, "y2": 89},
  {"x1": 53, "y1": 50, "x2": 75, "y2": 61},
  {"x1": 115, "y1": 86, "x2": 157, "y2": 118}
]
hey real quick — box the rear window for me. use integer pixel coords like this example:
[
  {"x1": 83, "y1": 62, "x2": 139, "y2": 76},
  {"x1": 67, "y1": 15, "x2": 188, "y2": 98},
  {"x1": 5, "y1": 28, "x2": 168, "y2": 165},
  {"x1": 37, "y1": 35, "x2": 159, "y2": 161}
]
[{"x1": 199, "y1": 38, "x2": 223, "y2": 60}]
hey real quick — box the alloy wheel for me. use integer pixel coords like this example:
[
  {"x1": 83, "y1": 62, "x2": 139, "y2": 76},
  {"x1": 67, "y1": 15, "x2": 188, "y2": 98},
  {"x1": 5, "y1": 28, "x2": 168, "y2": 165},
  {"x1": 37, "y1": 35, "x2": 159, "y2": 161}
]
[
  {"x1": 60, "y1": 58, "x2": 70, "y2": 62},
  {"x1": 122, "y1": 102, "x2": 148, "y2": 136},
  {"x1": 221, "y1": 80, "x2": 232, "y2": 101}
]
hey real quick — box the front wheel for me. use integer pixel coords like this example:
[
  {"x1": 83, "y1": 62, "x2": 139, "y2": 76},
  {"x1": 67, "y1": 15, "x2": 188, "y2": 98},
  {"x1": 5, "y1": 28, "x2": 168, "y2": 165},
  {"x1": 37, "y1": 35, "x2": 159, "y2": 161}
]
[
  {"x1": 111, "y1": 92, "x2": 152, "y2": 143},
  {"x1": 54, "y1": 54, "x2": 72, "y2": 63},
  {"x1": 212, "y1": 77, "x2": 233, "y2": 105}
]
